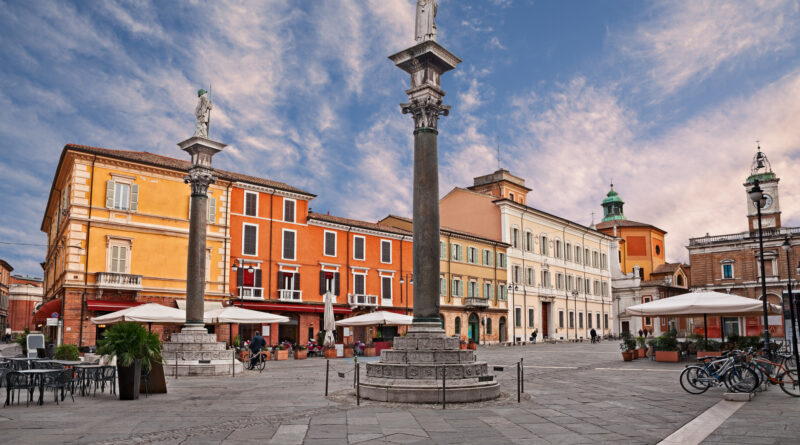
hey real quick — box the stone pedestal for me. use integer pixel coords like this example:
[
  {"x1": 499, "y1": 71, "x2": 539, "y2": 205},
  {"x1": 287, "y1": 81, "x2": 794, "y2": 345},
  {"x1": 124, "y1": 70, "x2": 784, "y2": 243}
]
[
  {"x1": 360, "y1": 323, "x2": 499, "y2": 403},
  {"x1": 162, "y1": 328, "x2": 242, "y2": 377}
]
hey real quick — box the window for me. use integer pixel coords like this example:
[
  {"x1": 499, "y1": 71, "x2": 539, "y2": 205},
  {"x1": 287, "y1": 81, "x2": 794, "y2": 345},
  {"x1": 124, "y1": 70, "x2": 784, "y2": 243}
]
[
  {"x1": 509, "y1": 192, "x2": 515, "y2": 201},
  {"x1": 602, "y1": 282, "x2": 609, "y2": 297},
  {"x1": 555, "y1": 240, "x2": 562, "y2": 258},
  {"x1": 452, "y1": 278, "x2": 463, "y2": 297},
  {"x1": 353, "y1": 273, "x2": 366, "y2": 294},
  {"x1": 440, "y1": 241, "x2": 447, "y2": 259},
  {"x1": 601, "y1": 253, "x2": 607, "y2": 269},
  {"x1": 440, "y1": 277, "x2": 447, "y2": 296},
  {"x1": 587, "y1": 312, "x2": 592, "y2": 329},
  {"x1": 497, "y1": 284, "x2": 507, "y2": 300},
  {"x1": 483, "y1": 249, "x2": 493, "y2": 266},
  {"x1": 515, "y1": 307, "x2": 522, "y2": 327},
  {"x1": 556, "y1": 273, "x2": 564, "y2": 290},
  {"x1": 528, "y1": 308, "x2": 534, "y2": 327},
  {"x1": 567, "y1": 275, "x2": 573, "y2": 291},
  {"x1": 381, "y1": 240, "x2": 392, "y2": 264},
  {"x1": 483, "y1": 282, "x2": 493, "y2": 299},
  {"x1": 486, "y1": 317, "x2": 492, "y2": 335},
  {"x1": 512, "y1": 228, "x2": 520, "y2": 249},
  {"x1": 497, "y1": 252, "x2": 506, "y2": 268},
  {"x1": 513, "y1": 265, "x2": 521, "y2": 283},
  {"x1": 569, "y1": 311, "x2": 575, "y2": 329},
  {"x1": 525, "y1": 267, "x2": 535, "y2": 286},
  {"x1": 319, "y1": 271, "x2": 339, "y2": 295},
  {"x1": 353, "y1": 236, "x2": 365, "y2": 260},
  {"x1": 565, "y1": 242, "x2": 572, "y2": 261},
  {"x1": 525, "y1": 231, "x2": 533, "y2": 251},
  {"x1": 578, "y1": 312, "x2": 584, "y2": 329},
  {"x1": 108, "y1": 243, "x2": 129, "y2": 273},
  {"x1": 540, "y1": 235, "x2": 548, "y2": 255},
  {"x1": 243, "y1": 223, "x2": 258, "y2": 256},
  {"x1": 596, "y1": 313, "x2": 601, "y2": 330},
  {"x1": 324, "y1": 231, "x2": 337, "y2": 257},
  {"x1": 239, "y1": 267, "x2": 264, "y2": 298},
  {"x1": 455, "y1": 317, "x2": 461, "y2": 335},
  {"x1": 575, "y1": 246, "x2": 581, "y2": 264},
  {"x1": 283, "y1": 198, "x2": 295, "y2": 223},
  {"x1": 593, "y1": 251, "x2": 599, "y2": 268},
  {"x1": 381, "y1": 276, "x2": 392, "y2": 303},
  {"x1": 584, "y1": 248, "x2": 590, "y2": 265},
  {"x1": 282, "y1": 229, "x2": 296, "y2": 260},
  {"x1": 643, "y1": 296, "x2": 651, "y2": 325},
  {"x1": 467, "y1": 247, "x2": 478, "y2": 264},
  {"x1": 604, "y1": 314, "x2": 608, "y2": 329},
  {"x1": 468, "y1": 281, "x2": 479, "y2": 298},
  {"x1": 541, "y1": 270, "x2": 551, "y2": 288},
  {"x1": 106, "y1": 180, "x2": 138, "y2": 212},
  {"x1": 244, "y1": 191, "x2": 258, "y2": 216},
  {"x1": 677, "y1": 274, "x2": 685, "y2": 286},
  {"x1": 451, "y1": 244, "x2": 463, "y2": 262},
  {"x1": 722, "y1": 262, "x2": 734, "y2": 279},
  {"x1": 559, "y1": 311, "x2": 564, "y2": 328}
]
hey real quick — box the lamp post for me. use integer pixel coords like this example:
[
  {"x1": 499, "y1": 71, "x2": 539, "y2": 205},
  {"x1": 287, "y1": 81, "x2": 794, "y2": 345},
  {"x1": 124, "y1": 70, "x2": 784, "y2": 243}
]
[
  {"x1": 399, "y1": 274, "x2": 413, "y2": 316},
  {"x1": 509, "y1": 283, "x2": 519, "y2": 344},
  {"x1": 781, "y1": 238, "x2": 800, "y2": 374},
  {"x1": 749, "y1": 179, "x2": 772, "y2": 358}
]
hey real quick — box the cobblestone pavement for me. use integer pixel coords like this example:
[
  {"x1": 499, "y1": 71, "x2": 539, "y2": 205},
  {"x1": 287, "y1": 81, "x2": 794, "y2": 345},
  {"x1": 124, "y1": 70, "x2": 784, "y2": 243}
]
[{"x1": 1, "y1": 341, "x2": 795, "y2": 444}]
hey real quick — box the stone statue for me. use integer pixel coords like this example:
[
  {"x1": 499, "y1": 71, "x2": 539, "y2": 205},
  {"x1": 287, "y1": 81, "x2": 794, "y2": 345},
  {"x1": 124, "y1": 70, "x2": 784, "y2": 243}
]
[
  {"x1": 194, "y1": 89, "x2": 213, "y2": 138},
  {"x1": 415, "y1": 0, "x2": 437, "y2": 43}
]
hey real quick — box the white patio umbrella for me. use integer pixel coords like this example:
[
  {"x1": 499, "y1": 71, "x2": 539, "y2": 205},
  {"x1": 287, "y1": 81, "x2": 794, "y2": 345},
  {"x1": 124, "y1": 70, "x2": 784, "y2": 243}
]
[
  {"x1": 624, "y1": 290, "x2": 783, "y2": 338},
  {"x1": 90, "y1": 303, "x2": 186, "y2": 325},
  {"x1": 335, "y1": 311, "x2": 413, "y2": 327},
  {"x1": 323, "y1": 292, "x2": 336, "y2": 347}
]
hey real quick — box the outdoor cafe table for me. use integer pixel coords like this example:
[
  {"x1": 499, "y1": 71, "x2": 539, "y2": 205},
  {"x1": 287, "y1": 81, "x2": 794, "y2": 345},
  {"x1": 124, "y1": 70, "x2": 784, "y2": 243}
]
[
  {"x1": 4, "y1": 357, "x2": 43, "y2": 370},
  {"x1": 74, "y1": 364, "x2": 104, "y2": 396},
  {"x1": 38, "y1": 360, "x2": 84, "y2": 368},
  {"x1": 17, "y1": 369, "x2": 60, "y2": 406}
]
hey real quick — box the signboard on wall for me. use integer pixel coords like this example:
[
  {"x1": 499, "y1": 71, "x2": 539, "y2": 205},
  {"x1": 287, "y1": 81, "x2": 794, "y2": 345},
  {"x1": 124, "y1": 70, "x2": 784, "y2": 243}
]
[
  {"x1": 262, "y1": 325, "x2": 270, "y2": 336},
  {"x1": 46, "y1": 318, "x2": 59, "y2": 326}
]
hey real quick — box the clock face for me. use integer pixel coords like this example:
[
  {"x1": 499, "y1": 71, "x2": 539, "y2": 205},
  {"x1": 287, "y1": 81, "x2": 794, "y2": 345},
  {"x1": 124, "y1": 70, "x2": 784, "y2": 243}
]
[{"x1": 763, "y1": 194, "x2": 773, "y2": 210}]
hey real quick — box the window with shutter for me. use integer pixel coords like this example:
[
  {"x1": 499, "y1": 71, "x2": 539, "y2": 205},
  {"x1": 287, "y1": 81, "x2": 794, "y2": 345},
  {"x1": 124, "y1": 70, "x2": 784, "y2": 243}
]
[
  {"x1": 440, "y1": 242, "x2": 446, "y2": 259},
  {"x1": 381, "y1": 276, "x2": 392, "y2": 302},
  {"x1": 353, "y1": 236, "x2": 365, "y2": 260},
  {"x1": 282, "y1": 229, "x2": 296, "y2": 260},
  {"x1": 283, "y1": 198, "x2": 295, "y2": 223},
  {"x1": 324, "y1": 231, "x2": 336, "y2": 256},
  {"x1": 106, "y1": 180, "x2": 116, "y2": 208},
  {"x1": 243, "y1": 224, "x2": 258, "y2": 256},
  {"x1": 113, "y1": 182, "x2": 130, "y2": 210},
  {"x1": 207, "y1": 197, "x2": 216, "y2": 222},
  {"x1": 354, "y1": 274, "x2": 365, "y2": 294},
  {"x1": 381, "y1": 240, "x2": 391, "y2": 264},
  {"x1": 528, "y1": 308, "x2": 534, "y2": 327},
  {"x1": 129, "y1": 184, "x2": 139, "y2": 212},
  {"x1": 244, "y1": 191, "x2": 258, "y2": 216}
]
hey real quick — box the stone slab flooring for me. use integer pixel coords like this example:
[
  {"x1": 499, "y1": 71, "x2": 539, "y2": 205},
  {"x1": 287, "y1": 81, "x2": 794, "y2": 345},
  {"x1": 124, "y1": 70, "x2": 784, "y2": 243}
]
[{"x1": 0, "y1": 341, "x2": 795, "y2": 444}]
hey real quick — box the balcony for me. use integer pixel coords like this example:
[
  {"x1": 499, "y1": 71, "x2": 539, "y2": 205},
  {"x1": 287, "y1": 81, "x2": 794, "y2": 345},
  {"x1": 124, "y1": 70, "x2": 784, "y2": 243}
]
[
  {"x1": 348, "y1": 293, "x2": 378, "y2": 307},
  {"x1": 238, "y1": 287, "x2": 264, "y2": 300},
  {"x1": 278, "y1": 289, "x2": 302, "y2": 302},
  {"x1": 96, "y1": 272, "x2": 142, "y2": 290},
  {"x1": 464, "y1": 297, "x2": 489, "y2": 309}
]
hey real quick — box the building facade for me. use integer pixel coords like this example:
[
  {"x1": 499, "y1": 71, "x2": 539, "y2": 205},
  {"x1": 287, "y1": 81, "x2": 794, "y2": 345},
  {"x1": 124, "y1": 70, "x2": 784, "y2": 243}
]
[
  {"x1": 688, "y1": 149, "x2": 796, "y2": 339},
  {"x1": 379, "y1": 215, "x2": 510, "y2": 344},
  {"x1": 440, "y1": 170, "x2": 615, "y2": 343},
  {"x1": 0, "y1": 260, "x2": 12, "y2": 335},
  {"x1": 8, "y1": 275, "x2": 43, "y2": 334}
]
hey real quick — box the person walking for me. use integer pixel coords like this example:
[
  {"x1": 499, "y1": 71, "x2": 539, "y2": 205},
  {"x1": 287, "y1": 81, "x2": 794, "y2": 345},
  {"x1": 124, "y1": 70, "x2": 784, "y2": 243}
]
[
  {"x1": 249, "y1": 331, "x2": 266, "y2": 367},
  {"x1": 531, "y1": 329, "x2": 538, "y2": 344},
  {"x1": 590, "y1": 328, "x2": 597, "y2": 344}
]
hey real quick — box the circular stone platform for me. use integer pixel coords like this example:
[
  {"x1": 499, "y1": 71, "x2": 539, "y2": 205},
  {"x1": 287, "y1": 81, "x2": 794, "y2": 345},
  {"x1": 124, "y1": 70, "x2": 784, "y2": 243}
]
[{"x1": 360, "y1": 323, "x2": 500, "y2": 403}]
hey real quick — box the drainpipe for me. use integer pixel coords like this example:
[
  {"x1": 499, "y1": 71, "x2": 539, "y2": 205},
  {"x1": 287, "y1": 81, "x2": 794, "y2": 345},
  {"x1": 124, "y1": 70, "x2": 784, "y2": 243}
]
[
  {"x1": 222, "y1": 183, "x2": 231, "y2": 302},
  {"x1": 520, "y1": 207, "x2": 527, "y2": 341},
  {"x1": 79, "y1": 155, "x2": 97, "y2": 349},
  {"x1": 267, "y1": 189, "x2": 274, "y2": 301}
]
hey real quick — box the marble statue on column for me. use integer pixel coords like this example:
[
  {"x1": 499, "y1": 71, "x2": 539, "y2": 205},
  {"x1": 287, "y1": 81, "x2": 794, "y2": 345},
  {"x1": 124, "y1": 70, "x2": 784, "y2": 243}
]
[
  {"x1": 415, "y1": 0, "x2": 437, "y2": 43},
  {"x1": 194, "y1": 89, "x2": 213, "y2": 138}
]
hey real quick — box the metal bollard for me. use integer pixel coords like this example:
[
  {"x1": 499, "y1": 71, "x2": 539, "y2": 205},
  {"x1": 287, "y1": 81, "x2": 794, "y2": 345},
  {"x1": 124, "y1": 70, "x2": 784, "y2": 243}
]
[
  {"x1": 325, "y1": 359, "x2": 330, "y2": 396},
  {"x1": 353, "y1": 356, "x2": 358, "y2": 388},
  {"x1": 442, "y1": 367, "x2": 446, "y2": 409},
  {"x1": 356, "y1": 362, "x2": 361, "y2": 406},
  {"x1": 520, "y1": 357, "x2": 524, "y2": 393},
  {"x1": 517, "y1": 361, "x2": 521, "y2": 403}
]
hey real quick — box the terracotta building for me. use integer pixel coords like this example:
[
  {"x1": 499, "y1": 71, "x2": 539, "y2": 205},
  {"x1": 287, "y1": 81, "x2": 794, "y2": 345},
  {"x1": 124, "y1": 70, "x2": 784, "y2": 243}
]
[
  {"x1": 0, "y1": 260, "x2": 12, "y2": 335},
  {"x1": 379, "y1": 215, "x2": 510, "y2": 344},
  {"x1": 688, "y1": 149, "x2": 797, "y2": 339},
  {"x1": 8, "y1": 275, "x2": 43, "y2": 333}
]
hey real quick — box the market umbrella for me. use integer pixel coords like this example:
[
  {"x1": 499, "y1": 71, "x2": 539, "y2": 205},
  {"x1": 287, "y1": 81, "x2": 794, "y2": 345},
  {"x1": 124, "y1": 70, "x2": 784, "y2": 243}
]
[
  {"x1": 624, "y1": 290, "x2": 783, "y2": 339},
  {"x1": 335, "y1": 311, "x2": 413, "y2": 327},
  {"x1": 90, "y1": 303, "x2": 186, "y2": 331},
  {"x1": 323, "y1": 292, "x2": 336, "y2": 347}
]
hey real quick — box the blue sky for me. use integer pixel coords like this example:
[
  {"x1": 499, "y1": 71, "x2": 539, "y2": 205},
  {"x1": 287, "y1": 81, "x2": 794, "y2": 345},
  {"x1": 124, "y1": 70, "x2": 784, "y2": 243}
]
[{"x1": 2, "y1": 0, "x2": 800, "y2": 277}]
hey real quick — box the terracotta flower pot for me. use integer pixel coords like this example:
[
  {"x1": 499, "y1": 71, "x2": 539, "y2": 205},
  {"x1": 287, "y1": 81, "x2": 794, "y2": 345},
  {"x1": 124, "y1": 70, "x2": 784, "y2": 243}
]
[
  {"x1": 294, "y1": 350, "x2": 307, "y2": 360},
  {"x1": 459, "y1": 343, "x2": 467, "y2": 350},
  {"x1": 344, "y1": 348, "x2": 354, "y2": 358},
  {"x1": 468, "y1": 343, "x2": 477, "y2": 350},
  {"x1": 324, "y1": 348, "x2": 337, "y2": 359},
  {"x1": 260, "y1": 351, "x2": 271, "y2": 361},
  {"x1": 697, "y1": 351, "x2": 722, "y2": 359},
  {"x1": 636, "y1": 348, "x2": 646, "y2": 359},
  {"x1": 655, "y1": 350, "x2": 679, "y2": 362},
  {"x1": 275, "y1": 350, "x2": 289, "y2": 360},
  {"x1": 622, "y1": 351, "x2": 635, "y2": 361},
  {"x1": 365, "y1": 347, "x2": 376, "y2": 357}
]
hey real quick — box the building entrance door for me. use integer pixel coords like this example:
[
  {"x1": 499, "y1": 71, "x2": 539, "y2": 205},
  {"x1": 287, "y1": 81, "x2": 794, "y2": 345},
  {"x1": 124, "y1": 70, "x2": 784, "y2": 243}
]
[
  {"x1": 468, "y1": 313, "x2": 480, "y2": 343},
  {"x1": 499, "y1": 317, "x2": 507, "y2": 343},
  {"x1": 541, "y1": 302, "x2": 550, "y2": 338},
  {"x1": 622, "y1": 321, "x2": 630, "y2": 334}
]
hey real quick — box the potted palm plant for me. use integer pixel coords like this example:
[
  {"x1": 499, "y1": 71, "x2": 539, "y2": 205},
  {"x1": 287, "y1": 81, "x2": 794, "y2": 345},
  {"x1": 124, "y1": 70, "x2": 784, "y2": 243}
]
[
  {"x1": 619, "y1": 332, "x2": 636, "y2": 361},
  {"x1": 97, "y1": 322, "x2": 162, "y2": 400}
]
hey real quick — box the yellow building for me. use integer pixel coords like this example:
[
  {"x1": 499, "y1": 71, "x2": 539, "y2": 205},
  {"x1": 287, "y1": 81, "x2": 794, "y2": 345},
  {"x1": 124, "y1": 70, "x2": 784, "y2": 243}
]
[{"x1": 379, "y1": 216, "x2": 510, "y2": 344}]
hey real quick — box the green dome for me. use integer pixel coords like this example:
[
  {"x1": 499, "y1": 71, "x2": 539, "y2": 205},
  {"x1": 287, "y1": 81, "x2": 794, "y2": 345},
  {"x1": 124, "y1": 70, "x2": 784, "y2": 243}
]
[{"x1": 601, "y1": 184, "x2": 626, "y2": 221}]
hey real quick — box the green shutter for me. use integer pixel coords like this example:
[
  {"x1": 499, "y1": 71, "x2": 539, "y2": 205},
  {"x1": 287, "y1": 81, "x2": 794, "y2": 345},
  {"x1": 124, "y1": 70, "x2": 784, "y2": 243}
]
[
  {"x1": 130, "y1": 184, "x2": 139, "y2": 212},
  {"x1": 208, "y1": 197, "x2": 216, "y2": 222},
  {"x1": 106, "y1": 180, "x2": 115, "y2": 208}
]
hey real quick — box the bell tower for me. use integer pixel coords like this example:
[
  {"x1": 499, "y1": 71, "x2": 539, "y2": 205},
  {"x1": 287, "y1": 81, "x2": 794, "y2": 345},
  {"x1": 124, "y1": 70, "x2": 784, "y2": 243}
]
[{"x1": 745, "y1": 146, "x2": 781, "y2": 231}]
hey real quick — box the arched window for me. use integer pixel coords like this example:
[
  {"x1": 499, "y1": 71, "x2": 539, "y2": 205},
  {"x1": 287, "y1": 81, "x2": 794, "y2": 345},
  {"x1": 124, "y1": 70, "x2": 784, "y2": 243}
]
[
  {"x1": 677, "y1": 274, "x2": 684, "y2": 286},
  {"x1": 486, "y1": 317, "x2": 492, "y2": 335},
  {"x1": 454, "y1": 317, "x2": 461, "y2": 335},
  {"x1": 439, "y1": 314, "x2": 445, "y2": 330}
]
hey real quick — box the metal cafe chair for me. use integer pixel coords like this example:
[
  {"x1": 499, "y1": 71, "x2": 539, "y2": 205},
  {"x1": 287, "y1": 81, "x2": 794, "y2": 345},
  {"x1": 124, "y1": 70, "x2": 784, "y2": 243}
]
[
  {"x1": 95, "y1": 366, "x2": 117, "y2": 397},
  {"x1": 45, "y1": 370, "x2": 75, "y2": 405},
  {"x1": 4, "y1": 372, "x2": 34, "y2": 407}
]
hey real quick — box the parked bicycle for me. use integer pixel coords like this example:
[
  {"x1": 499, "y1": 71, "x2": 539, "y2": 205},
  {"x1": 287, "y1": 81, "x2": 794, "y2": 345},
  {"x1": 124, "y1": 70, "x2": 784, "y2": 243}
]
[
  {"x1": 244, "y1": 350, "x2": 266, "y2": 372},
  {"x1": 679, "y1": 350, "x2": 759, "y2": 394},
  {"x1": 744, "y1": 349, "x2": 799, "y2": 397}
]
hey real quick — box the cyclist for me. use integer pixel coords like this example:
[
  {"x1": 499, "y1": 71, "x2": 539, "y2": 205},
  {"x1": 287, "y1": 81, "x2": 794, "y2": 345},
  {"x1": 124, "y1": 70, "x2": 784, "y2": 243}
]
[
  {"x1": 249, "y1": 331, "x2": 266, "y2": 368},
  {"x1": 590, "y1": 328, "x2": 597, "y2": 344}
]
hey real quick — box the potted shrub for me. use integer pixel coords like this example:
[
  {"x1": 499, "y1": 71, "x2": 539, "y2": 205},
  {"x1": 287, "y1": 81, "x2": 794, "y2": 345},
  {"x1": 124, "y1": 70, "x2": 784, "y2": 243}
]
[
  {"x1": 619, "y1": 332, "x2": 636, "y2": 361},
  {"x1": 635, "y1": 336, "x2": 647, "y2": 358},
  {"x1": 654, "y1": 332, "x2": 679, "y2": 362},
  {"x1": 274, "y1": 344, "x2": 289, "y2": 360},
  {"x1": 294, "y1": 344, "x2": 307, "y2": 360},
  {"x1": 97, "y1": 322, "x2": 162, "y2": 400},
  {"x1": 324, "y1": 345, "x2": 337, "y2": 358},
  {"x1": 696, "y1": 338, "x2": 721, "y2": 358},
  {"x1": 54, "y1": 344, "x2": 80, "y2": 361},
  {"x1": 459, "y1": 338, "x2": 468, "y2": 350},
  {"x1": 468, "y1": 340, "x2": 478, "y2": 350},
  {"x1": 260, "y1": 347, "x2": 271, "y2": 361}
]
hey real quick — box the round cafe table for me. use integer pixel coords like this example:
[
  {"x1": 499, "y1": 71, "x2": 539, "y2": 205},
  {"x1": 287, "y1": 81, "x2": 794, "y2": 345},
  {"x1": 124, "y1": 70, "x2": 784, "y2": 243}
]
[{"x1": 17, "y1": 369, "x2": 60, "y2": 405}]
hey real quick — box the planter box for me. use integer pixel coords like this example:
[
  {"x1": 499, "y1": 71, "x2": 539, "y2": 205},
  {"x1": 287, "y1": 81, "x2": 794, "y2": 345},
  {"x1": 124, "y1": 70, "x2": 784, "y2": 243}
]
[
  {"x1": 459, "y1": 343, "x2": 467, "y2": 350},
  {"x1": 238, "y1": 350, "x2": 248, "y2": 362},
  {"x1": 118, "y1": 360, "x2": 141, "y2": 401},
  {"x1": 655, "y1": 351, "x2": 679, "y2": 362},
  {"x1": 260, "y1": 351, "x2": 271, "y2": 361},
  {"x1": 468, "y1": 343, "x2": 477, "y2": 350},
  {"x1": 622, "y1": 351, "x2": 635, "y2": 362},
  {"x1": 324, "y1": 348, "x2": 337, "y2": 359},
  {"x1": 697, "y1": 351, "x2": 722, "y2": 359},
  {"x1": 364, "y1": 347, "x2": 376, "y2": 357},
  {"x1": 294, "y1": 350, "x2": 307, "y2": 360},
  {"x1": 344, "y1": 348, "x2": 354, "y2": 358},
  {"x1": 275, "y1": 350, "x2": 289, "y2": 360},
  {"x1": 636, "y1": 348, "x2": 647, "y2": 358}
]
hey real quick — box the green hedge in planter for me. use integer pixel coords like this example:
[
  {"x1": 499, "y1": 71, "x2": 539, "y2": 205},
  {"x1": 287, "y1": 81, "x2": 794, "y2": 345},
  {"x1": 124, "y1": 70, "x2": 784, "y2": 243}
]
[
  {"x1": 54, "y1": 344, "x2": 80, "y2": 361},
  {"x1": 619, "y1": 331, "x2": 637, "y2": 352},
  {"x1": 653, "y1": 331, "x2": 679, "y2": 351}
]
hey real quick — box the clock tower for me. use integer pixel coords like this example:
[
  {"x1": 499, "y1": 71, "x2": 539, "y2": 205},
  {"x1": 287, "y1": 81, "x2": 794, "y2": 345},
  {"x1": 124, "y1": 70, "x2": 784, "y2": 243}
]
[{"x1": 745, "y1": 147, "x2": 781, "y2": 231}]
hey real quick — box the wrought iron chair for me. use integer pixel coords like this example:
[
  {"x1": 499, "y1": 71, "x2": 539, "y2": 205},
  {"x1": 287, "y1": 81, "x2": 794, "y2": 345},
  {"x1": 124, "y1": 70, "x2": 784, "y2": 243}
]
[
  {"x1": 95, "y1": 366, "x2": 117, "y2": 397},
  {"x1": 141, "y1": 367, "x2": 151, "y2": 398},
  {"x1": 4, "y1": 372, "x2": 34, "y2": 407},
  {"x1": 45, "y1": 369, "x2": 75, "y2": 404}
]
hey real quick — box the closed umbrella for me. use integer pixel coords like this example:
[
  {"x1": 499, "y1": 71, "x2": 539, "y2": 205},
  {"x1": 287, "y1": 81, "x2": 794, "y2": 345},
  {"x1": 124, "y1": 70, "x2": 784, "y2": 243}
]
[{"x1": 323, "y1": 292, "x2": 336, "y2": 347}]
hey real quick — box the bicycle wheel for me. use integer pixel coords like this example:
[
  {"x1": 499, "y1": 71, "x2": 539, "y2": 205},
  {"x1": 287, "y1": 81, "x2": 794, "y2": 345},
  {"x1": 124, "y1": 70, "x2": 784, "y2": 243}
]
[
  {"x1": 779, "y1": 369, "x2": 800, "y2": 397},
  {"x1": 680, "y1": 366, "x2": 710, "y2": 394},
  {"x1": 257, "y1": 355, "x2": 266, "y2": 372},
  {"x1": 725, "y1": 364, "x2": 758, "y2": 393}
]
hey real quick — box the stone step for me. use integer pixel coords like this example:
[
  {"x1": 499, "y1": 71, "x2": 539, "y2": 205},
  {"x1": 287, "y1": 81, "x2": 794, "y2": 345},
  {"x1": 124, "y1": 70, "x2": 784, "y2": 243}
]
[
  {"x1": 393, "y1": 337, "x2": 461, "y2": 351},
  {"x1": 169, "y1": 333, "x2": 219, "y2": 343},
  {"x1": 162, "y1": 359, "x2": 242, "y2": 377},
  {"x1": 380, "y1": 349, "x2": 474, "y2": 364},
  {"x1": 365, "y1": 361, "x2": 489, "y2": 380},
  {"x1": 163, "y1": 350, "x2": 234, "y2": 361},
  {"x1": 162, "y1": 342, "x2": 227, "y2": 352}
]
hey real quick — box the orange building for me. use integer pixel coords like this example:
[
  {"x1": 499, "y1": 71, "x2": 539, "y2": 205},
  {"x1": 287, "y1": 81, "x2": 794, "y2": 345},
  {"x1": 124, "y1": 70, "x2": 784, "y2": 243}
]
[
  {"x1": 0, "y1": 260, "x2": 12, "y2": 335},
  {"x1": 8, "y1": 275, "x2": 43, "y2": 333}
]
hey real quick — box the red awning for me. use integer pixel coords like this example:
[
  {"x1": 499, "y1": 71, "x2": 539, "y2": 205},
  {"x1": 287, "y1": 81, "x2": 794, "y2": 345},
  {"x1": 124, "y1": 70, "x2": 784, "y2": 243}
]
[
  {"x1": 32, "y1": 299, "x2": 63, "y2": 324},
  {"x1": 86, "y1": 299, "x2": 143, "y2": 312},
  {"x1": 239, "y1": 301, "x2": 351, "y2": 314}
]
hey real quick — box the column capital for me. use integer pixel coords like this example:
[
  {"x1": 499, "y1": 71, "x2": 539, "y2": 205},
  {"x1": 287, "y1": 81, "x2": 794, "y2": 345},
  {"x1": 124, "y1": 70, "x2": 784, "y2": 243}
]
[
  {"x1": 401, "y1": 96, "x2": 451, "y2": 130},
  {"x1": 184, "y1": 166, "x2": 216, "y2": 197}
]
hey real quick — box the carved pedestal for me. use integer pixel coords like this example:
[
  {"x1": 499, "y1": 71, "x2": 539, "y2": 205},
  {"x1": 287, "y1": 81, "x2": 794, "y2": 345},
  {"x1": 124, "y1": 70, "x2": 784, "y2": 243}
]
[{"x1": 162, "y1": 327, "x2": 241, "y2": 377}]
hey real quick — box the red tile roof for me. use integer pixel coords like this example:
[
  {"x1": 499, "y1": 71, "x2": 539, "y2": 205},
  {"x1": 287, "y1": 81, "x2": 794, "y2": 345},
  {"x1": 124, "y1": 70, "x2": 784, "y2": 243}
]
[
  {"x1": 595, "y1": 219, "x2": 666, "y2": 234},
  {"x1": 308, "y1": 212, "x2": 411, "y2": 236}
]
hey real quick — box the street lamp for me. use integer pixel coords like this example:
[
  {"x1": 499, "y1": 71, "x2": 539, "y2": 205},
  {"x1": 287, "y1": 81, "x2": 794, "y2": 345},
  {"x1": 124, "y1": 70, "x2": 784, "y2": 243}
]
[
  {"x1": 749, "y1": 179, "x2": 772, "y2": 359},
  {"x1": 509, "y1": 282, "x2": 519, "y2": 344},
  {"x1": 781, "y1": 238, "x2": 800, "y2": 374},
  {"x1": 399, "y1": 274, "x2": 413, "y2": 315},
  {"x1": 231, "y1": 262, "x2": 255, "y2": 308}
]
